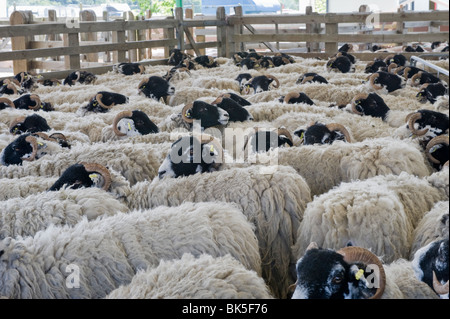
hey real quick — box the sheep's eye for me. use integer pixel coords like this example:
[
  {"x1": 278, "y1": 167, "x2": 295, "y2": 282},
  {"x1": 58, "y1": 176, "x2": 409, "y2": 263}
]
[{"x1": 332, "y1": 276, "x2": 343, "y2": 284}]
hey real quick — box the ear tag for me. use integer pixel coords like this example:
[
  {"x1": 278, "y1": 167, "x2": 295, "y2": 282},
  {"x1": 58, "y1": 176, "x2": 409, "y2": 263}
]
[
  {"x1": 185, "y1": 110, "x2": 191, "y2": 118},
  {"x1": 210, "y1": 145, "x2": 215, "y2": 153},
  {"x1": 430, "y1": 145, "x2": 440, "y2": 153},
  {"x1": 300, "y1": 132, "x2": 304, "y2": 140},
  {"x1": 89, "y1": 173, "x2": 98, "y2": 180},
  {"x1": 355, "y1": 269, "x2": 364, "y2": 281},
  {"x1": 127, "y1": 122, "x2": 132, "y2": 131}
]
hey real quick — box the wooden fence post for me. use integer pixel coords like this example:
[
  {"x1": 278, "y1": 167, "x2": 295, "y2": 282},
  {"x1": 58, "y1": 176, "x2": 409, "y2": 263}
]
[
  {"x1": 63, "y1": 32, "x2": 81, "y2": 70},
  {"x1": 112, "y1": 19, "x2": 127, "y2": 63},
  {"x1": 125, "y1": 11, "x2": 137, "y2": 62},
  {"x1": 185, "y1": 8, "x2": 194, "y2": 56},
  {"x1": 234, "y1": 6, "x2": 244, "y2": 53},
  {"x1": 396, "y1": 7, "x2": 405, "y2": 47},
  {"x1": 80, "y1": 10, "x2": 97, "y2": 63},
  {"x1": 325, "y1": 17, "x2": 338, "y2": 54},
  {"x1": 195, "y1": 14, "x2": 206, "y2": 56},
  {"x1": 145, "y1": 10, "x2": 152, "y2": 59},
  {"x1": 164, "y1": 16, "x2": 176, "y2": 58},
  {"x1": 102, "y1": 11, "x2": 111, "y2": 63},
  {"x1": 175, "y1": 7, "x2": 184, "y2": 51},
  {"x1": 305, "y1": 6, "x2": 320, "y2": 53},
  {"x1": 358, "y1": 5, "x2": 370, "y2": 51},
  {"x1": 10, "y1": 10, "x2": 33, "y2": 74},
  {"x1": 216, "y1": 7, "x2": 227, "y2": 57}
]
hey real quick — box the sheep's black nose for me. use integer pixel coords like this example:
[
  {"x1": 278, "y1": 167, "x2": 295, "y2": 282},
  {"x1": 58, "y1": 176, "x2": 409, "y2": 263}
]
[{"x1": 158, "y1": 170, "x2": 166, "y2": 178}]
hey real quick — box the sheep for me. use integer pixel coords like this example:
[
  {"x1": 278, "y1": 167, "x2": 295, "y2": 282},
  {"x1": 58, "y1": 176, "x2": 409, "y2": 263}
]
[
  {"x1": 8, "y1": 113, "x2": 51, "y2": 135},
  {"x1": 293, "y1": 122, "x2": 352, "y2": 145},
  {"x1": 0, "y1": 78, "x2": 23, "y2": 95},
  {"x1": 140, "y1": 143, "x2": 312, "y2": 299},
  {"x1": 13, "y1": 94, "x2": 53, "y2": 112},
  {"x1": 410, "y1": 71, "x2": 444, "y2": 87},
  {"x1": 138, "y1": 75, "x2": 175, "y2": 102},
  {"x1": 296, "y1": 72, "x2": 328, "y2": 84},
  {"x1": 0, "y1": 97, "x2": 16, "y2": 110},
  {"x1": 326, "y1": 55, "x2": 355, "y2": 73},
  {"x1": 167, "y1": 48, "x2": 191, "y2": 66},
  {"x1": 364, "y1": 59, "x2": 387, "y2": 73},
  {"x1": 259, "y1": 136, "x2": 433, "y2": 197},
  {"x1": 291, "y1": 243, "x2": 439, "y2": 299},
  {"x1": 412, "y1": 237, "x2": 449, "y2": 298},
  {"x1": 0, "y1": 201, "x2": 262, "y2": 299},
  {"x1": 210, "y1": 96, "x2": 253, "y2": 122},
  {"x1": 113, "y1": 62, "x2": 145, "y2": 75},
  {"x1": 14, "y1": 71, "x2": 38, "y2": 92},
  {"x1": 77, "y1": 91, "x2": 129, "y2": 116},
  {"x1": 425, "y1": 135, "x2": 449, "y2": 171},
  {"x1": 280, "y1": 92, "x2": 315, "y2": 105},
  {"x1": 0, "y1": 134, "x2": 171, "y2": 185},
  {"x1": 410, "y1": 201, "x2": 449, "y2": 260},
  {"x1": 193, "y1": 55, "x2": 219, "y2": 68},
  {"x1": 0, "y1": 186, "x2": 128, "y2": 240},
  {"x1": 179, "y1": 100, "x2": 230, "y2": 129},
  {"x1": 384, "y1": 54, "x2": 408, "y2": 67},
  {"x1": 63, "y1": 70, "x2": 97, "y2": 86},
  {"x1": 292, "y1": 167, "x2": 449, "y2": 264},
  {"x1": 416, "y1": 82, "x2": 449, "y2": 105},
  {"x1": 365, "y1": 71, "x2": 406, "y2": 93},
  {"x1": 100, "y1": 110, "x2": 159, "y2": 141},
  {"x1": 241, "y1": 74, "x2": 280, "y2": 94},
  {"x1": 105, "y1": 253, "x2": 274, "y2": 299}
]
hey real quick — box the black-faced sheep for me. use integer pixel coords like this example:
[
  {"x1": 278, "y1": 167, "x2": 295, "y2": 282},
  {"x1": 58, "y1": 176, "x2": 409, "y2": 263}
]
[
  {"x1": 63, "y1": 70, "x2": 97, "y2": 86},
  {"x1": 181, "y1": 100, "x2": 230, "y2": 129},
  {"x1": 13, "y1": 94, "x2": 53, "y2": 112},
  {"x1": 138, "y1": 76, "x2": 175, "y2": 102},
  {"x1": 366, "y1": 71, "x2": 406, "y2": 93},
  {"x1": 296, "y1": 72, "x2": 328, "y2": 84},
  {"x1": 291, "y1": 244, "x2": 439, "y2": 299},
  {"x1": 241, "y1": 75, "x2": 280, "y2": 94},
  {"x1": 113, "y1": 62, "x2": 145, "y2": 75},
  {"x1": 416, "y1": 82, "x2": 449, "y2": 104},
  {"x1": 326, "y1": 55, "x2": 355, "y2": 73},
  {"x1": 281, "y1": 92, "x2": 314, "y2": 105},
  {"x1": 9, "y1": 114, "x2": 51, "y2": 135},
  {"x1": 293, "y1": 122, "x2": 352, "y2": 145},
  {"x1": 78, "y1": 91, "x2": 129, "y2": 115}
]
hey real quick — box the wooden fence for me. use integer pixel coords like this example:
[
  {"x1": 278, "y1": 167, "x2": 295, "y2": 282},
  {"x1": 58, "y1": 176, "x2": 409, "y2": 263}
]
[{"x1": 0, "y1": 6, "x2": 448, "y2": 79}]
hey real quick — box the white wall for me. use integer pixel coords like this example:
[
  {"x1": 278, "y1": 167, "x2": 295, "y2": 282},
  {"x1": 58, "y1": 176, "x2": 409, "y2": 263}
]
[
  {"x1": 328, "y1": 0, "x2": 399, "y2": 12},
  {"x1": 0, "y1": 0, "x2": 7, "y2": 17}
]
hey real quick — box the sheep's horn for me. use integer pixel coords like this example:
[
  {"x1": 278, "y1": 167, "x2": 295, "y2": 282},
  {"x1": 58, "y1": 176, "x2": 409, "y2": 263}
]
[
  {"x1": 418, "y1": 83, "x2": 430, "y2": 92},
  {"x1": 138, "y1": 78, "x2": 149, "y2": 90},
  {"x1": 410, "y1": 72, "x2": 423, "y2": 87},
  {"x1": 288, "y1": 281, "x2": 298, "y2": 293},
  {"x1": 32, "y1": 132, "x2": 51, "y2": 140},
  {"x1": 182, "y1": 103, "x2": 194, "y2": 124},
  {"x1": 388, "y1": 63, "x2": 398, "y2": 74},
  {"x1": 95, "y1": 93, "x2": 114, "y2": 109},
  {"x1": 404, "y1": 112, "x2": 417, "y2": 124},
  {"x1": 326, "y1": 123, "x2": 352, "y2": 143},
  {"x1": 337, "y1": 246, "x2": 386, "y2": 299},
  {"x1": 403, "y1": 67, "x2": 411, "y2": 80},
  {"x1": 383, "y1": 54, "x2": 395, "y2": 64},
  {"x1": 299, "y1": 75, "x2": 315, "y2": 85},
  {"x1": 75, "y1": 71, "x2": 81, "y2": 81},
  {"x1": 351, "y1": 93, "x2": 368, "y2": 115},
  {"x1": 408, "y1": 112, "x2": 429, "y2": 136},
  {"x1": 426, "y1": 135, "x2": 449, "y2": 164},
  {"x1": 29, "y1": 94, "x2": 42, "y2": 110},
  {"x1": 4, "y1": 80, "x2": 18, "y2": 95},
  {"x1": 9, "y1": 116, "x2": 26, "y2": 134},
  {"x1": 208, "y1": 56, "x2": 215, "y2": 65},
  {"x1": 277, "y1": 128, "x2": 293, "y2": 146},
  {"x1": 283, "y1": 92, "x2": 300, "y2": 104},
  {"x1": 80, "y1": 162, "x2": 112, "y2": 191},
  {"x1": 138, "y1": 65, "x2": 145, "y2": 74},
  {"x1": 233, "y1": 54, "x2": 243, "y2": 63},
  {"x1": 0, "y1": 97, "x2": 15, "y2": 108},
  {"x1": 433, "y1": 271, "x2": 449, "y2": 295},
  {"x1": 306, "y1": 242, "x2": 319, "y2": 251},
  {"x1": 211, "y1": 96, "x2": 224, "y2": 105},
  {"x1": 266, "y1": 75, "x2": 280, "y2": 88},
  {"x1": 21, "y1": 135, "x2": 38, "y2": 162},
  {"x1": 113, "y1": 110, "x2": 134, "y2": 136},
  {"x1": 369, "y1": 73, "x2": 383, "y2": 90}
]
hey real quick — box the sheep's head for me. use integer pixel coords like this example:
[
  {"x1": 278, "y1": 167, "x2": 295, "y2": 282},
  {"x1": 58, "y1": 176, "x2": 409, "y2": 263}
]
[
  {"x1": 425, "y1": 135, "x2": 449, "y2": 171},
  {"x1": 211, "y1": 96, "x2": 253, "y2": 122},
  {"x1": 194, "y1": 55, "x2": 219, "y2": 68},
  {"x1": 13, "y1": 94, "x2": 53, "y2": 112},
  {"x1": 413, "y1": 237, "x2": 449, "y2": 297},
  {"x1": 294, "y1": 122, "x2": 352, "y2": 145},
  {"x1": 0, "y1": 134, "x2": 39, "y2": 166},
  {"x1": 0, "y1": 97, "x2": 15, "y2": 110},
  {"x1": 282, "y1": 92, "x2": 314, "y2": 105},
  {"x1": 48, "y1": 162, "x2": 112, "y2": 191},
  {"x1": 291, "y1": 243, "x2": 386, "y2": 299},
  {"x1": 9, "y1": 114, "x2": 51, "y2": 135},
  {"x1": 0, "y1": 79, "x2": 22, "y2": 95},
  {"x1": 326, "y1": 56, "x2": 354, "y2": 73},
  {"x1": 82, "y1": 91, "x2": 128, "y2": 114},
  {"x1": 113, "y1": 110, "x2": 159, "y2": 137},
  {"x1": 244, "y1": 75, "x2": 279, "y2": 94},
  {"x1": 406, "y1": 109, "x2": 449, "y2": 138},
  {"x1": 350, "y1": 92, "x2": 391, "y2": 120},
  {"x1": 296, "y1": 73, "x2": 328, "y2": 84},
  {"x1": 63, "y1": 70, "x2": 97, "y2": 86},
  {"x1": 245, "y1": 127, "x2": 293, "y2": 154},
  {"x1": 168, "y1": 48, "x2": 190, "y2": 66},
  {"x1": 157, "y1": 134, "x2": 223, "y2": 179},
  {"x1": 416, "y1": 83, "x2": 449, "y2": 104},
  {"x1": 181, "y1": 101, "x2": 230, "y2": 128},
  {"x1": 364, "y1": 59, "x2": 387, "y2": 74},
  {"x1": 138, "y1": 76, "x2": 175, "y2": 101}
]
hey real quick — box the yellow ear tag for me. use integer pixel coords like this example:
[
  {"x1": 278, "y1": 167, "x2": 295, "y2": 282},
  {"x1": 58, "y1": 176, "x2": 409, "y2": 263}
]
[
  {"x1": 93, "y1": 101, "x2": 98, "y2": 106},
  {"x1": 37, "y1": 142, "x2": 44, "y2": 147},
  {"x1": 355, "y1": 269, "x2": 364, "y2": 281},
  {"x1": 210, "y1": 145, "x2": 215, "y2": 153},
  {"x1": 40, "y1": 104, "x2": 44, "y2": 109},
  {"x1": 185, "y1": 110, "x2": 191, "y2": 117},
  {"x1": 127, "y1": 122, "x2": 132, "y2": 131},
  {"x1": 300, "y1": 132, "x2": 304, "y2": 140},
  {"x1": 89, "y1": 173, "x2": 98, "y2": 180}
]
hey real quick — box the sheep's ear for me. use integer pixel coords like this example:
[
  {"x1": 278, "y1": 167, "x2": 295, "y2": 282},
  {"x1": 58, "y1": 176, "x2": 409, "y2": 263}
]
[
  {"x1": 346, "y1": 241, "x2": 354, "y2": 247},
  {"x1": 0, "y1": 250, "x2": 4, "y2": 258}
]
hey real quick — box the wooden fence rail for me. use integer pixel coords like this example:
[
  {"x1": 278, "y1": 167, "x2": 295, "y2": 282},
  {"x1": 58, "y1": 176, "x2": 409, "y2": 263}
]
[{"x1": 0, "y1": 6, "x2": 448, "y2": 78}]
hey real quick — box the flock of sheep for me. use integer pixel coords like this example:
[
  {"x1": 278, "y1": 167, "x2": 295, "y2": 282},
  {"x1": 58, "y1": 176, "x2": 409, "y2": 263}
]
[{"x1": 0, "y1": 42, "x2": 448, "y2": 299}]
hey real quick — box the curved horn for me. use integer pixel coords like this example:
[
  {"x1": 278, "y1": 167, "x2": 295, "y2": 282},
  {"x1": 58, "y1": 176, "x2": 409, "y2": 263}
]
[
  {"x1": 29, "y1": 94, "x2": 42, "y2": 110},
  {"x1": 9, "y1": 116, "x2": 26, "y2": 134},
  {"x1": 300, "y1": 75, "x2": 315, "y2": 84},
  {"x1": 0, "y1": 97, "x2": 15, "y2": 108},
  {"x1": 21, "y1": 135, "x2": 38, "y2": 162},
  {"x1": 407, "y1": 112, "x2": 429, "y2": 136},
  {"x1": 426, "y1": 135, "x2": 449, "y2": 164},
  {"x1": 211, "y1": 96, "x2": 224, "y2": 105},
  {"x1": 388, "y1": 63, "x2": 398, "y2": 74},
  {"x1": 4, "y1": 80, "x2": 18, "y2": 95},
  {"x1": 31, "y1": 132, "x2": 51, "y2": 140},
  {"x1": 75, "y1": 71, "x2": 81, "y2": 81},
  {"x1": 48, "y1": 133, "x2": 67, "y2": 141},
  {"x1": 95, "y1": 93, "x2": 114, "y2": 109},
  {"x1": 112, "y1": 110, "x2": 134, "y2": 136},
  {"x1": 410, "y1": 72, "x2": 423, "y2": 87},
  {"x1": 337, "y1": 246, "x2": 386, "y2": 299},
  {"x1": 80, "y1": 162, "x2": 112, "y2": 191},
  {"x1": 277, "y1": 128, "x2": 293, "y2": 146},
  {"x1": 351, "y1": 93, "x2": 368, "y2": 115},
  {"x1": 369, "y1": 73, "x2": 383, "y2": 91},
  {"x1": 326, "y1": 123, "x2": 352, "y2": 143},
  {"x1": 181, "y1": 103, "x2": 194, "y2": 124},
  {"x1": 138, "y1": 78, "x2": 149, "y2": 90},
  {"x1": 433, "y1": 271, "x2": 449, "y2": 295},
  {"x1": 404, "y1": 112, "x2": 417, "y2": 124},
  {"x1": 266, "y1": 75, "x2": 280, "y2": 88},
  {"x1": 138, "y1": 65, "x2": 145, "y2": 74},
  {"x1": 383, "y1": 54, "x2": 395, "y2": 64},
  {"x1": 283, "y1": 92, "x2": 300, "y2": 104}
]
